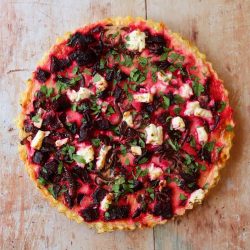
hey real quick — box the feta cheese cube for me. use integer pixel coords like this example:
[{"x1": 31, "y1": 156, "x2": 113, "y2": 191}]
[
  {"x1": 196, "y1": 126, "x2": 208, "y2": 143},
  {"x1": 93, "y1": 74, "x2": 108, "y2": 92},
  {"x1": 194, "y1": 107, "x2": 212, "y2": 119},
  {"x1": 67, "y1": 87, "x2": 93, "y2": 102},
  {"x1": 184, "y1": 101, "x2": 200, "y2": 116},
  {"x1": 31, "y1": 130, "x2": 50, "y2": 150},
  {"x1": 100, "y1": 193, "x2": 113, "y2": 211},
  {"x1": 76, "y1": 145, "x2": 94, "y2": 164},
  {"x1": 125, "y1": 30, "x2": 146, "y2": 52},
  {"x1": 179, "y1": 84, "x2": 193, "y2": 99},
  {"x1": 131, "y1": 146, "x2": 142, "y2": 156},
  {"x1": 145, "y1": 124, "x2": 163, "y2": 145},
  {"x1": 134, "y1": 93, "x2": 153, "y2": 103},
  {"x1": 55, "y1": 138, "x2": 69, "y2": 147},
  {"x1": 96, "y1": 145, "x2": 112, "y2": 170},
  {"x1": 171, "y1": 116, "x2": 185, "y2": 132},
  {"x1": 157, "y1": 71, "x2": 172, "y2": 83},
  {"x1": 148, "y1": 163, "x2": 163, "y2": 180},
  {"x1": 122, "y1": 111, "x2": 133, "y2": 127}
]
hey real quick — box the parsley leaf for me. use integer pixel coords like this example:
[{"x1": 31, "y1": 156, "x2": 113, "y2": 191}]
[
  {"x1": 106, "y1": 105, "x2": 115, "y2": 116},
  {"x1": 72, "y1": 154, "x2": 86, "y2": 164},
  {"x1": 162, "y1": 95, "x2": 170, "y2": 109},
  {"x1": 167, "y1": 138, "x2": 180, "y2": 151},
  {"x1": 226, "y1": 124, "x2": 234, "y2": 131},
  {"x1": 192, "y1": 80, "x2": 204, "y2": 96},
  {"x1": 57, "y1": 161, "x2": 63, "y2": 174},
  {"x1": 120, "y1": 145, "x2": 127, "y2": 156},
  {"x1": 93, "y1": 73, "x2": 102, "y2": 83},
  {"x1": 204, "y1": 141, "x2": 215, "y2": 152},
  {"x1": 138, "y1": 57, "x2": 148, "y2": 67},
  {"x1": 179, "y1": 193, "x2": 187, "y2": 201},
  {"x1": 91, "y1": 138, "x2": 101, "y2": 147},
  {"x1": 218, "y1": 101, "x2": 226, "y2": 112}
]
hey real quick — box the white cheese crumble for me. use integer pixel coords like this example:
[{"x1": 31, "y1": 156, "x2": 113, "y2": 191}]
[
  {"x1": 157, "y1": 71, "x2": 172, "y2": 83},
  {"x1": 188, "y1": 189, "x2": 205, "y2": 205},
  {"x1": 171, "y1": 116, "x2": 185, "y2": 132},
  {"x1": 76, "y1": 145, "x2": 94, "y2": 164},
  {"x1": 67, "y1": 87, "x2": 93, "y2": 102},
  {"x1": 148, "y1": 163, "x2": 163, "y2": 180},
  {"x1": 96, "y1": 145, "x2": 112, "y2": 170},
  {"x1": 179, "y1": 84, "x2": 193, "y2": 99},
  {"x1": 93, "y1": 74, "x2": 108, "y2": 92},
  {"x1": 196, "y1": 126, "x2": 208, "y2": 143},
  {"x1": 134, "y1": 93, "x2": 153, "y2": 103},
  {"x1": 194, "y1": 107, "x2": 213, "y2": 119},
  {"x1": 122, "y1": 111, "x2": 133, "y2": 127},
  {"x1": 100, "y1": 193, "x2": 113, "y2": 211},
  {"x1": 31, "y1": 130, "x2": 50, "y2": 150},
  {"x1": 184, "y1": 101, "x2": 212, "y2": 119},
  {"x1": 125, "y1": 30, "x2": 146, "y2": 52},
  {"x1": 55, "y1": 138, "x2": 68, "y2": 147},
  {"x1": 131, "y1": 146, "x2": 142, "y2": 156},
  {"x1": 145, "y1": 124, "x2": 163, "y2": 145}
]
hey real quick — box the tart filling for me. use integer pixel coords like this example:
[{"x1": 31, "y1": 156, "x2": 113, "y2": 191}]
[{"x1": 19, "y1": 17, "x2": 234, "y2": 230}]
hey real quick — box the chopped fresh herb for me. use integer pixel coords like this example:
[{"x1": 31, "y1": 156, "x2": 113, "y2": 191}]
[
  {"x1": 40, "y1": 85, "x2": 54, "y2": 97},
  {"x1": 99, "y1": 58, "x2": 105, "y2": 69},
  {"x1": 151, "y1": 72, "x2": 157, "y2": 82},
  {"x1": 160, "y1": 52, "x2": 168, "y2": 61},
  {"x1": 38, "y1": 177, "x2": 47, "y2": 185},
  {"x1": 105, "y1": 211, "x2": 110, "y2": 218},
  {"x1": 146, "y1": 187, "x2": 155, "y2": 200},
  {"x1": 168, "y1": 65, "x2": 177, "y2": 72},
  {"x1": 135, "y1": 166, "x2": 148, "y2": 179},
  {"x1": 90, "y1": 101, "x2": 102, "y2": 115},
  {"x1": 120, "y1": 145, "x2": 127, "y2": 156},
  {"x1": 167, "y1": 138, "x2": 179, "y2": 151},
  {"x1": 226, "y1": 124, "x2": 234, "y2": 131},
  {"x1": 130, "y1": 69, "x2": 146, "y2": 83},
  {"x1": 217, "y1": 146, "x2": 224, "y2": 154},
  {"x1": 184, "y1": 154, "x2": 193, "y2": 165},
  {"x1": 72, "y1": 66, "x2": 79, "y2": 75},
  {"x1": 138, "y1": 137, "x2": 145, "y2": 148},
  {"x1": 56, "y1": 80, "x2": 68, "y2": 93},
  {"x1": 72, "y1": 154, "x2": 86, "y2": 164},
  {"x1": 138, "y1": 157, "x2": 149, "y2": 165},
  {"x1": 31, "y1": 114, "x2": 40, "y2": 123},
  {"x1": 61, "y1": 144, "x2": 75, "y2": 159},
  {"x1": 121, "y1": 54, "x2": 133, "y2": 67},
  {"x1": 162, "y1": 96, "x2": 170, "y2": 109},
  {"x1": 124, "y1": 158, "x2": 130, "y2": 166},
  {"x1": 218, "y1": 101, "x2": 226, "y2": 112},
  {"x1": 71, "y1": 103, "x2": 77, "y2": 111},
  {"x1": 83, "y1": 68, "x2": 92, "y2": 75},
  {"x1": 77, "y1": 103, "x2": 89, "y2": 111},
  {"x1": 48, "y1": 186, "x2": 56, "y2": 199},
  {"x1": 93, "y1": 73, "x2": 102, "y2": 83},
  {"x1": 174, "y1": 94, "x2": 185, "y2": 104},
  {"x1": 57, "y1": 161, "x2": 63, "y2": 174},
  {"x1": 173, "y1": 177, "x2": 181, "y2": 186},
  {"x1": 174, "y1": 106, "x2": 181, "y2": 115},
  {"x1": 200, "y1": 165, "x2": 207, "y2": 171},
  {"x1": 106, "y1": 105, "x2": 115, "y2": 116},
  {"x1": 138, "y1": 57, "x2": 148, "y2": 67},
  {"x1": 179, "y1": 193, "x2": 187, "y2": 201},
  {"x1": 203, "y1": 183, "x2": 209, "y2": 190},
  {"x1": 192, "y1": 80, "x2": 204, "y2": 97},
  {"x1": 127, "y1": 92, "x2": 133, "y2": 102},
  {"x1": 189, "y1": 136, "x2": 196, "y2": 148},
  {"x1": 111, "y1": 31, "x2": 120, "y2": 39},
  {"x1": 204, "y1": 141, "x2": 215, "y2": 152},
  {"x1": 87, "y1": 162, "x2": 94, "y2": 171},
  {"x1": 91, "y1": 138, "x2": 101, "y2": 147}
]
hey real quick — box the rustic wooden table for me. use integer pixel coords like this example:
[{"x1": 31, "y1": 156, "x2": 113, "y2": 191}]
[{"x1": 1, "y1": 0, "x2": 250, "y2": 249}]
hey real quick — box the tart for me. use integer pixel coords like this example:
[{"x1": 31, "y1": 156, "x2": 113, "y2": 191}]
[{"x1": 18, "y1": 17, "x2": 234, "y2": 233}]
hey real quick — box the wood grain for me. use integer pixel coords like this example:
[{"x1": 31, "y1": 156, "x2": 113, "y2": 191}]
[{"x1": 0, "y1": 0, "x2": 249, "y2": 249}]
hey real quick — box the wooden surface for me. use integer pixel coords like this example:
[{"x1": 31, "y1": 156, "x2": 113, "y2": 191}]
[{"x1": 0, "y1": 0, "x2": 250, "y2": 249}]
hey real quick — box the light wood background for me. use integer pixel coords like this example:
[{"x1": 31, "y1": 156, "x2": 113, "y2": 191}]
[{"x1": 0, "y1": 0, "x2": 249, "y2": 249}]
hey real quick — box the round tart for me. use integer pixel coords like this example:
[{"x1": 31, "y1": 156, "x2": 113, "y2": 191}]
[{"x1": 18, "y1": 17, "x2": 234, "y2": 232}]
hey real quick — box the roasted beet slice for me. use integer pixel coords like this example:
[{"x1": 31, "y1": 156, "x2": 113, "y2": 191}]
[
  {"x1": 69, "y1": 49, "x2": 97, "y2": 66},
  {"x1": 78, "y1": 125, "x2": 91, "y2": 142},
  {"x1": 152, "y1": 201, "x2": 173, "y2": 219},
  {"x1": 81, "y1": 205, "x2": 99, "y2": 222},
  {"x1": 42, "y1": 112, "x2": 62, "y2": 130},
  {"x1": 32, "y1": 151, "x2": 48, "y2": 165},
  {"x1": 50, "y1": 56, "x2": 71, "y2": 73},
  {"x1": 199, "y1": 147, "x2": 212, "y2": 163},
  {"x1": 92, "y1": 187, "x2": 108, "y2": 203},
  {"x1": 76, "y1": 193, "x2": 85, "y2": 205},
  {"x1": 132, "y1": 180, "x2": 144, "y2": 192},
  {"x1": 40, "y1": 136, "x2": 56, "y2": 153},
  {"x1": 95, "y1": 118, "x2": 110, "y2": 130},
  {"x1": 23, "y1": 119, "x2": 37, "y2": 133},
  {"x1": 52, "y1": 94, "x2": 71, "y2": 112},
  {"x1": 72, "y1": 166, "x2": 90, "y2": 183},
  {"x1": 146, "y1": 34, "x2": 167, "y2": 55},
  {"x1": 132, "y1": 208, "x2": 142, "y2": 219},
  {"x1": 67, "y1": 32, "x2": 96, "y2": 48},
  {"x1": 64, "y1": 168, "x2": 76, "y2": 198},
  {"x1": 35, "y1": 68, "x2": 51, "y2": 83},
  {"x1": 39, "y1": 159, "x2": 58, "y2": 182},
  {"x1": 113, "y1": 85, "x2": 124, "y2": 101},
  {"x1": 106, "y1": 205, "x2": 130, "y2": 221}
]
